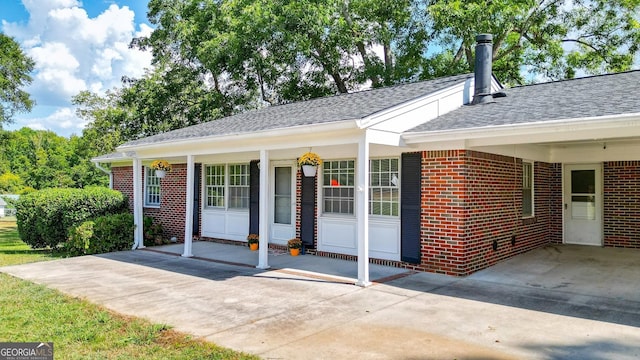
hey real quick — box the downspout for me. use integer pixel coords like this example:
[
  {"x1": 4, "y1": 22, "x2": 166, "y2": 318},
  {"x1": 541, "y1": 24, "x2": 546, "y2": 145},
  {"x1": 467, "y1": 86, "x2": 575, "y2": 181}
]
[{"x1": 94, "y1": 162, "x2": 113, "y2": 189}]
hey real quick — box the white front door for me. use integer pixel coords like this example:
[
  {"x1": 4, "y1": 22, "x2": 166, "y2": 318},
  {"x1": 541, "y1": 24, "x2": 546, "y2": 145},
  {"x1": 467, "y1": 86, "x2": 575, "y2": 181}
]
[
  {"x1": 564, "y1": 164, "x2": 602, "y2": 246},
  {"x1": 270, "y1": 164, "x2": 295, "y2": 244}
]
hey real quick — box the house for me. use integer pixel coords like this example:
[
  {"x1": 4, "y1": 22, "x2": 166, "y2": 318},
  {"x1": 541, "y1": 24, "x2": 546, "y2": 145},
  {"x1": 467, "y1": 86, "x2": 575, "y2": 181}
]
[
  {"x1": 0, "y1": 197, "x2": 6, "y2": 217},
  {"x1": 94, "y1": 34, "x2": 640, "y2": 286}
]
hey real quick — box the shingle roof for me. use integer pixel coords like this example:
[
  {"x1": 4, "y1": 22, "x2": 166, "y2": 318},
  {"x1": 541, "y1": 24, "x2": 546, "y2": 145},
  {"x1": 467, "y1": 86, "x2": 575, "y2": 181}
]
[
  {"x1": 92, "y1": 152, "x2": 129, "y2": 162},
  {"x1": 120, "y1": 73, "x2": 474, "y2": 148},
  {"x1": 410, "y1": 70, "x2": 640, "y2": 133}
]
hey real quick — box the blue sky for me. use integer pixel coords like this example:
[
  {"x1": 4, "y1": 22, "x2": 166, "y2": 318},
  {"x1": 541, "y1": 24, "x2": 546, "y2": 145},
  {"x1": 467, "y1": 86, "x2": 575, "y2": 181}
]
[{"x1": 1, "y1": 0, "x2": 153, "y2": 137}]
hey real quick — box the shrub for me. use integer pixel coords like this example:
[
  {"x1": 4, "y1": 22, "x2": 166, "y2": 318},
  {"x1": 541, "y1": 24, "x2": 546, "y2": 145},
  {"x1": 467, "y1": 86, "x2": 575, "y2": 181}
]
[
  {"x1": 65, "y1": 213, "x2": 134, "y2": 256},
  {"x1": 143, "y1": 216, "x2": 165, "y2": 247},
  {"x1": 16, "y1": 187, "x2": 128, "y2": 249}
]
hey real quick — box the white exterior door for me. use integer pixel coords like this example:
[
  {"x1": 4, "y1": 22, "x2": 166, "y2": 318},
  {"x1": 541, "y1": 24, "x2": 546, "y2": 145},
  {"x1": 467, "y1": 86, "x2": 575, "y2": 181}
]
[
  {"x1": 271, "y1": 164, "x2": 295, "y2": 244},
  {"x1": 564, "y1": 164, "x2": 602, "y2": 246}
]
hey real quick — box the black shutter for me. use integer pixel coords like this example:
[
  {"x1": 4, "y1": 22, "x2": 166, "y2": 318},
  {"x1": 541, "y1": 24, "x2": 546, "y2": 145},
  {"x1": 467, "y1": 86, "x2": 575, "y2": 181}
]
[
  {"x1": 192, "y1": 163, "x2": 201, "y2": 235},
  {"x1": 300, "y1": 173, "x2": 316, "y2": 247},
  {"x1": 249, "y1": 160, "x2": 260, "y2": 235},
  {"x1": 401, "y1": 152, "x2": 422, "y2": 264}
]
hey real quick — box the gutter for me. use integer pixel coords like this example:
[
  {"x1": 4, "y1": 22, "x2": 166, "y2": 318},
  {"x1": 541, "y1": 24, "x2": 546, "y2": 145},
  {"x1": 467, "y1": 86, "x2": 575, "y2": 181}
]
[{"x1": 93, "y1": 162, "x2": 113, "y2": 189}]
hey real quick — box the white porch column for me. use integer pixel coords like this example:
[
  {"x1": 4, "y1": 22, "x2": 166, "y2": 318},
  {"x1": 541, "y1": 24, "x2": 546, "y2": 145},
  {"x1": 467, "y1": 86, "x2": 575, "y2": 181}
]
[
  {"x1": 257, "y1": 149, "x2": 270, "y2": 269},
  {"x1": 356, "y1": 132, "x2": 371, "y2": 287},
  {"x1": 182, "y1": 155, "x2": 195, "y2": 257},
  {"x1": 132, "y1": 157, "x2": 145, "y2": 249}
]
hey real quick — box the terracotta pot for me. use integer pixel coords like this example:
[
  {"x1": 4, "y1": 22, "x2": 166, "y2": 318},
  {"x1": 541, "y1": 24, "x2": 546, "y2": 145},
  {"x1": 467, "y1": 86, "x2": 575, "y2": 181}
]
[
  {"x1": 289, "y1": 248, "x2": 300, "y2": 256},
  {"x1": 249, "y1": 243, "x2": 258, "y2": 251}
]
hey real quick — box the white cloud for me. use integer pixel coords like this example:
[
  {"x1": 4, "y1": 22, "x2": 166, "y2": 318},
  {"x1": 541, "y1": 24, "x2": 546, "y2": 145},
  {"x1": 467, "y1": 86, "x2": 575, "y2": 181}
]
[
  {"x1": 2, "y1": 1, "x2": 152, "y2": 136},
  {"x1": 23, "y1": 107, "x2": 85, "y2": 132}
]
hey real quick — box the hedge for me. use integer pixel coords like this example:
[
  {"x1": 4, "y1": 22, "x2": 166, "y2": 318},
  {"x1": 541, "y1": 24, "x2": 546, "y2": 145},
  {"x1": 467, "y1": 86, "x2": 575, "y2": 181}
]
[
  {"x1": 16, "y1": 187, "x2": 128, "y2": 249},
  {"x1": 65, "y1": 213, "x2": 135, "y2": 256}
]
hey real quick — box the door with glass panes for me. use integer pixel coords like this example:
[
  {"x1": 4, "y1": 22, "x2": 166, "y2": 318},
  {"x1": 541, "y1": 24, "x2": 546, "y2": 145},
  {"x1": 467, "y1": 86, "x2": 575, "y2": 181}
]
[
  {"x1": 270, "y1": 164, "x2": 296, "y2": 244},
  {"x1": 563, "y1": 164, "x2": 602, "y2": 246}
]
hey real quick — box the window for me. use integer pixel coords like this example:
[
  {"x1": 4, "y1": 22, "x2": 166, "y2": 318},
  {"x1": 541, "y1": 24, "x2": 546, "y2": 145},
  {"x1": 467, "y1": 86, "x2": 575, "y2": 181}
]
[
  {"x1": 145, "y1": 167, "x2": 160, "y2": 207},
  {"x1": 205, "y1": 165, "x2": 225, "y2": 208},
  {"x1": 370, "y1": 158, "x2": 399, "y2": 216},
  {"x1": 522, "y1": 161, "x2": 534, "y2": 217},
  {"x1": 204, "y1": 163, "x2": 250, "y2": 209},
  {"x1": 323, "y1": 160, "x2": 355, "y2": 214},
  {"x1": 228, "y1": 164, "x2": 250, "y2": 209}
]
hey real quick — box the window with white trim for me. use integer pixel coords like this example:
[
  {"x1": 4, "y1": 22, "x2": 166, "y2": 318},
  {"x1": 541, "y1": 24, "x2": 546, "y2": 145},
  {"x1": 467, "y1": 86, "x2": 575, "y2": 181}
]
[
  {"x1": 145, "y1": 167, "x2": 160, "y2": 207},
  {"x1": 205, "y1": 164, "x2": 225, "y2": 208},
  {"x1": 228, "y1": 164, "x2": 250, "y2": 209},
  {"x1": 322, "y1": 160, "x2": 355, "y2": 214},
  {"x1": 522, "y1": 161, "x2": 534, "y2": 217},
  {"x1": 370, "y1": 158, "x2": 399, "y2": 216}
]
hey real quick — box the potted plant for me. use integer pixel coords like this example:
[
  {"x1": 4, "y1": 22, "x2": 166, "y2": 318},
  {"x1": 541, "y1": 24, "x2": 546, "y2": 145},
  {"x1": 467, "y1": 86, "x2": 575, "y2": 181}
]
[
  {"x1": 247, "y1": 233, "x2": 259, "y2": 251},
  {"x1": 287, "y1": 238, "x2": 302, "y2": 256},
  {"x1": 298, "y1": 152, "x2": 322, "y2": 177},
  {"x1": 151, "y1": 160, "x2": 172, "y2": 178}
]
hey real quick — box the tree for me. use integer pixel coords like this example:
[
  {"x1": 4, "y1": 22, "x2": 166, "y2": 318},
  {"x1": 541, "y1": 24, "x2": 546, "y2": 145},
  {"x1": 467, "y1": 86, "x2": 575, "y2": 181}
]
[
  {"x1": 138, "y1": 0, "x2": 431, "y2": 104},
  {"x1": 0, "y1": 128, "x2": 107, "y2": 192},
  {"x1": 428, "y1": 0, "x2": 640, "y2": 84},
  {"x1": 139, "y1": 0, "x2": 640, "y2": 94},
  {"x1": 0, "y1": 34, "x2": 35, "y2": 125},
  {"x1": 78, "y1": 0, "x2": 640, "y2": 149}
]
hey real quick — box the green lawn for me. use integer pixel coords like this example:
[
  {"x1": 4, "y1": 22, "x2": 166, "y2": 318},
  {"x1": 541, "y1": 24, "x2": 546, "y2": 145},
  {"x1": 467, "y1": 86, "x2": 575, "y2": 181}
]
[
  {"x1": 0, "y1": 218, "x2": 62, "y2": 266},
  {"x1": 0, "y1": 220, "x2": 258, "y2": 360}
]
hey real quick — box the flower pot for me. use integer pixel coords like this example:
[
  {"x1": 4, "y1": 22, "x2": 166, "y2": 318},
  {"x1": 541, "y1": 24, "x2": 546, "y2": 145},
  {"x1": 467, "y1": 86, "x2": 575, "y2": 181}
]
[
  {"x1": 289, "y1": 248, "x2": 300, "y2": 256},
  {"x1": 155, "y1": 170, "x2": 166, "y2": 178},
  {"x1": 249, "y1": 243, "x2": 258, "y2": 251},
  {"x1": 301, "y1": 165, "x2": 317, "y2": 177}
]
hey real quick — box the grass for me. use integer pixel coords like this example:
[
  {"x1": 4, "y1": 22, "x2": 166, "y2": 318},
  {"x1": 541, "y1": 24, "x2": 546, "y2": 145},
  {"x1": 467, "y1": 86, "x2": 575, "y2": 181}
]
[
  {"x1": 0, "y1": 217, "x2": 63, "y2": 266},
  {"x1": 0, "y1": 219, "x2": 258, "y2": 359}
]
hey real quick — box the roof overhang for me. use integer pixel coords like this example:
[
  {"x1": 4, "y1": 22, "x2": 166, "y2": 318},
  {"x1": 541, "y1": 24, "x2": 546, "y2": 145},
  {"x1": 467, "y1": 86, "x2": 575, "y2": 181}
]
[
  {"x1": 403, "y1": 112, "x2": 640, "y2": 148},
  {"x1": 116, "y1": 120, "x2": 360, "y2": 156}
]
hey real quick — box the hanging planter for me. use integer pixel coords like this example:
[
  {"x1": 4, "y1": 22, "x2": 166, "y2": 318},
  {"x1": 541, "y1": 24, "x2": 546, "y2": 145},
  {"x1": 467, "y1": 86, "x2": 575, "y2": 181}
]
[
  {"x1": 301, "y1": 165, "x2": 317, "y2": 177},
  {"x1": 298, "y1": 152, "x2": 322, "y2": 177},
  {"x1": 151, "y1": 160, "x2": 172, "y2": 179}
]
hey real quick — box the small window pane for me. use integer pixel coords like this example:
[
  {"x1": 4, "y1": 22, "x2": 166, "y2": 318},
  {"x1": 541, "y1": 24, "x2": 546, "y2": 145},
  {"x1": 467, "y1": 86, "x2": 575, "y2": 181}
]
[
  {"x1": 571, "y1": 170, "x2": 595, "y2": 194},
  {"x1": 205, "y1": 165, "x2": 225, "y2": 208},
  {"x1": 228, "y1": 164, "x2": 249, "y2": 209},
  {"x1": 145, "y1": 168, "x2": 160, "y2": 206},
  {"x1": 322, "y1": 160, "x2": 355, "y2": 214},
  {"x1": 369, "y1": 158, "x2": 399, "y2": 216}
]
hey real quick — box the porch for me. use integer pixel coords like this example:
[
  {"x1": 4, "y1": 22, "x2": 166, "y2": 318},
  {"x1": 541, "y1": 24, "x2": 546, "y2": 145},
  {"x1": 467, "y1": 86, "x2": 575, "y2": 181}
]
[{"x1": 144, "y1": 240, "x2": 411, "y2": 283}]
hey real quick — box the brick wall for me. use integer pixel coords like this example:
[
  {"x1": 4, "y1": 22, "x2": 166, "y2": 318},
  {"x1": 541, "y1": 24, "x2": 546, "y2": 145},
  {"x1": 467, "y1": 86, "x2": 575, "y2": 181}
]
[
  {"x1": 417, "y1": 150, "x2": 552, "y2": 276},
  {"x1": 604, "y1": 161, "x2": 640, "y2": 248},
  {"x1": 549, "y1": 163, "x2": 563, "y2": 244},
  {"x1": 111, "y1": 164, "x2": 188, "y2": 242},
  {"x1": 112, "y1": 166, "x2": 134, "y2": 211}
]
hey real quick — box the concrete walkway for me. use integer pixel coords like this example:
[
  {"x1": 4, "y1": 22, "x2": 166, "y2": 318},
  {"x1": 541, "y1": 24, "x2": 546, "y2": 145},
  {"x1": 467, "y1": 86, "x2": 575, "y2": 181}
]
[{"x1": 2, "y1": 244, "x2": 640, "y2": 359}]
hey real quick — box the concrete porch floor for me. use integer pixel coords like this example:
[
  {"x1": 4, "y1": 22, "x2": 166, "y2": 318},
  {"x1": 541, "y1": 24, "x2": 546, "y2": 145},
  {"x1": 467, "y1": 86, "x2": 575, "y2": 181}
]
[
  {"x1": 148, "y1": 240, "x2": 411, "y2": 284},
  {"x1": 2, "y1": 243, "x2": 640, "y2": 359}
]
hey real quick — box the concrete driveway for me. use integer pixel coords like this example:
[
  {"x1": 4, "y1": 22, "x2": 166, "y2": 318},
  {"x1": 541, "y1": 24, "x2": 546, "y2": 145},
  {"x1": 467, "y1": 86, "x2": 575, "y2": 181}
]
[{"x1": 2, "y1": 244, "x2": 640, "y2": 359}]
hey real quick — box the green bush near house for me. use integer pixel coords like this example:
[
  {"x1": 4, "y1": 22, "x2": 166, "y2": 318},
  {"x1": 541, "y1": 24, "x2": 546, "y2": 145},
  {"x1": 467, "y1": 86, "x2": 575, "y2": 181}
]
[
  {"x1": 143, "y1": 216, "x2": 166, "y2": 247},
  {"x1": 65, "y1": 213, "x2": 135, "y2": 256},
  {"x1": 16, "y1": 187, "x2": 128, "y2": 249}
]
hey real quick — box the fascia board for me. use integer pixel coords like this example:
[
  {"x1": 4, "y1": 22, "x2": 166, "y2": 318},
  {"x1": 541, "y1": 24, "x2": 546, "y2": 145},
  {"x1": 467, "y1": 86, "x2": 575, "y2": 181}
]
[
  {"x1": 117, "y1": 120, "x2": 358, "y2": 153},
  {"x1": 403, "y1": 113, "x2": 640, "y2": 146}
]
